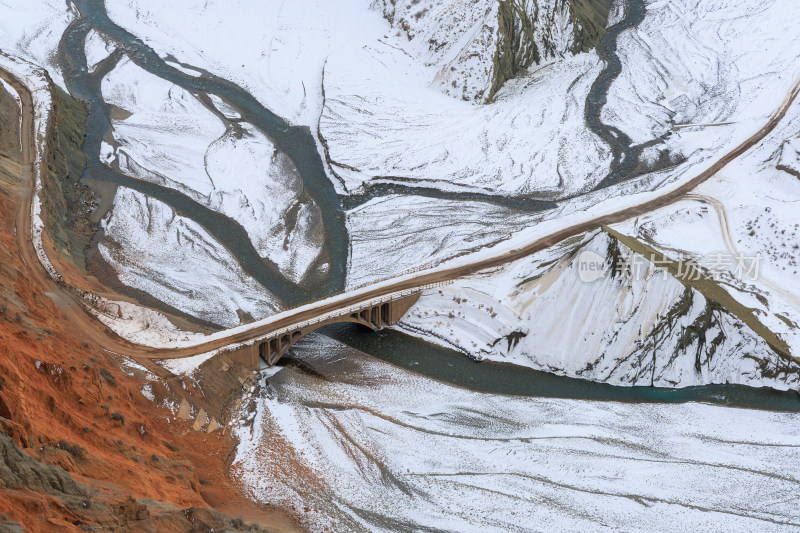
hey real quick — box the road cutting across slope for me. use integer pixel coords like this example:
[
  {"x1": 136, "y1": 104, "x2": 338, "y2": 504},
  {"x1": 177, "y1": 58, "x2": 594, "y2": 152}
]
[{"x1": 3, "y1": 60, "x2": 800, "y2": 364}]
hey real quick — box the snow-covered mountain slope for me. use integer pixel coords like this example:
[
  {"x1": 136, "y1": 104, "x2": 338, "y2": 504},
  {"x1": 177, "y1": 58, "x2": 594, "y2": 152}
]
[
  {"x1": 397, "y1": 74, "x2": 800, "y2": 389},
  {"x1": 104, "y1": 0, "x2": 388, "y2": 127},
  {"x1": 315, "y1": 0, "x2": 616, "y2": 195},
  {"x1": 0, "y1": 0, "x2": 73, "y2": 88},
  {"x1": 101, "y1": 57, "x2": 325, "y2": 285},
  {"x1": 603, "y1": 0, "x2": 800, "y2": 146},
  {"x1": 320, "y1": 0, "x2": 800, "y2": 199},
  {"x1": 99, "y1": 187, "x2": 279, "y2": 327},
  {"x1": 321, "y1": 47, "x2": 609, "y2": 195},
  {"x1": 232, "y1": 337, "x2": 800, "y2": 532},
  {"x1": 609, "y1": 82, "x2": 800, "y2": 366},
  {"x1": 375, "y1": 0, "x2": 497, "y2": 103},
  {"x1": 399, "y1": 230, "x2": 799, "y2": 389},
  {"x1": 374, "y1": 0, "x2": 613, "y2": 102}
]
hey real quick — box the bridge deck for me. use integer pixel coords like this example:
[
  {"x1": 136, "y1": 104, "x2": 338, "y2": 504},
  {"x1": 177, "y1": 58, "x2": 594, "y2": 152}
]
[{"x1": 209, "y1": 283, "x2": 448, "y2": 370}]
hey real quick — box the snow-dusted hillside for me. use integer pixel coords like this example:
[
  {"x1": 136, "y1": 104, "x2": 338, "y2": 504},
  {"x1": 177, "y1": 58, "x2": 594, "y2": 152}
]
[
  {"x1": 232, "y1": 337, "x2": 800, "y2": 532},
  {"x1": 614, "y1": 78, "x2": 800, "y2": 372},
  {"x1": 374, "y1": 0, "x2": 612, "y2": 102},
  {"x1": 99, "y1": 188, "x2": 279, "y2": 327},
  {"x1": 400, "y1": 229, "x2": 799, "y2": 389},
  {"x1": 321, "y1": 0, "x2": 800, "y2": 200},
  {"x1": 4, "y1": 0, "x2": 800, "y2": 530},
  {"x1": 321, "y1": 48, "x2": 609, "y2": 196},
  {"x1": 603, "y1": 0, "x2": 800, "y2": 145},
  {"x1": 104, "y1": 0, "x2": 388, "y2": 127},
  {"x1": 100, "y1": 57, "x2": 325, "y2": 285},
  {"x1": 316, "y1": 0, "x2": 617, "y2": 196},
  {"x1": 0, "y1": 0, "x2": 72, "y2": 88},
  {"x1": 397, "y1": 42, "x2": 800, "y2": 391}
]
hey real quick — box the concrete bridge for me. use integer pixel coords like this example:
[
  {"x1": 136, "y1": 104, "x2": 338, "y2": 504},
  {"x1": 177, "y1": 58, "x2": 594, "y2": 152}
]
[{"x1": 215, "y1": 286, "x2": 436, "y2": 370}]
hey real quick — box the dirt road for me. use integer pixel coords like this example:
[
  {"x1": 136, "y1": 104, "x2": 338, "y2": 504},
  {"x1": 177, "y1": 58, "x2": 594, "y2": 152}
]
[{"x1": 4, "y1": 64, "x2": 800, "y2": 362}]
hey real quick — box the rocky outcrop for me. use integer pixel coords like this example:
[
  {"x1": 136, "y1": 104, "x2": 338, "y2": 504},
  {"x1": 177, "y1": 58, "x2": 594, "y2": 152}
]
[
  {"x1": 0, "y1": 432, "x2": 85, "y2": 497},
  {"x1": 376, "y1": 0, "x2": 612, "y2": 102},
  {"x1": 777, "y1": 135, "x2": 800, "y2": 179},
  {"x1": 490, "y1": 0, "x2": 613, "y2": 100},
  {"x1": 40, "y1": 81, "x2": 94, "y2": 269},
  {"x1": 0, "y1": 81, "x2": 20, "y2": 160},
  {"x1": 0, "y1": 90, "x2": 300, "y2": 530},
  {"x1": 400, "y1": 230, "x2": 800, "y2": 389},
  {"x1": 0, "y1": 431, "x2": 275, "y2": 532}
]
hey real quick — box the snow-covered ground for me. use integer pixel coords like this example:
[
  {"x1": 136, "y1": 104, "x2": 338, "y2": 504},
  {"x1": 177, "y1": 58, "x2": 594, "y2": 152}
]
[
  {"x1": 399, "y1": 229, "x2": 799, "y2": 389},
  {"x1": 100, "y1": 58, "x2": 324, "y2": 286},
  {"x1": 95, "y1": 0, "x2": 613, "y2": 330},
  {"x1": 393, "y1": 36, "x2": 800, "y2": 388},
  {"x1": 611, "y1": 71, "x2": 800, "y2": 367},
  {"x1": 105, "y1": 0, "x2": 389, "y2": 127},
  {"x1": 5, "y1": 1, "x2": 800, "y2": 529},
  {"x1": 0, "y1": 0, "x2": 73, "y2": 89},
  {"x1": 316, "y1": 0, "x2": 614, "y2": 194},
  {"x1": 322, "y1": 0, "x2": 800, "y2": 200},
  {"x1": 321, "y1": 47, "x2": 609, "y2": 196},
  {"x1": 232, "y1": 336, "x2": 800, "y2": 532},
  {"x1": 373, "y1": 0, "x2": 498, "y2": 103},
  {"x1": 85, "y1": 29, "x2": 116, "y2": 73},
  {"x1": 603, "y1": 0, "x2": 800, "y2": 144},
  {"x1": 99, "y1": 187, "x2": 279, "y2": 327},
  {"x1": 346, "y1": 196, "x2": 546, "y2": 288},
  {"x1": 329, "y1": 0, "x2": 800, "y2": 307},
  {"x1": 101, "y1": 58, "x2": 226, "y2": 198}
]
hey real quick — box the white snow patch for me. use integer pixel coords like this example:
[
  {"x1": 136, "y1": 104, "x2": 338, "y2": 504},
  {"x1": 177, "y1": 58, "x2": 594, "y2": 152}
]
[
  {"x1": 105, "y1": 0, "x2": 389, "y2": 127},
  {"x1": 85, "y1": 29, "x2": 116, "y2": 73},
  {"x1": 232, "y1": 337, "x2": 800, "y2": 532},
  {"x1": 0, "y1": 0, "x2": 74, "y2": 89},
  {"x1": 99, "y1": 187, "x2": 280, "y2": 327}
]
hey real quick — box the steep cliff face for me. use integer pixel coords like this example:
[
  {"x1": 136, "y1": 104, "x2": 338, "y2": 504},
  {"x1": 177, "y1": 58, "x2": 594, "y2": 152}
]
[
  {"x1": 375, "y1": 0, "x2": 497, "y2": 102},
  {"x1": 0, "y1": 81, "x2": 20, "y2": 160},
  {"x1": 490, "y1": 0, "x2": 613, "y2": 100},
  {"x1": 376, "y1": 0, "x2": 612, "y2": 102},
  {"x1": 0, "y1": 190, "x2": 294, "y2": 532},
  {"x1": 40, "y1": 82, "x2": 94, "y2": 271}
]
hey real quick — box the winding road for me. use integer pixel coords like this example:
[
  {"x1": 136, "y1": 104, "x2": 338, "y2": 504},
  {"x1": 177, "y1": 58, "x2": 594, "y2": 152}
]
[{"x1": 3, "y1": 61, "x2": 800, "y2": 366}]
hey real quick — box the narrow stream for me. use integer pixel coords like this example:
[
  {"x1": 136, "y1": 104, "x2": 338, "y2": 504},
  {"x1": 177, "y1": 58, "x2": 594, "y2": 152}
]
[
  {"x1": 586, "y1": 0, "x2": 648, "y2": 190},
  {"x1": 64, "y1": 0, "x2": 650, "y2": 307},
  {"x1": 65, "y1": 0, "x2": 351, "y2": 304},
  {"x1": 341, "y1": 183, "x2": 558, "y2": 211},
  {"x1": 67, "y1": 0, "x2": 562, "y2": 301}
]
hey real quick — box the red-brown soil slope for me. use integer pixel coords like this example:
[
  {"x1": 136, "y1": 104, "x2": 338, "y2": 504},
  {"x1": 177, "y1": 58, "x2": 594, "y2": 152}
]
[{"x1": 0, "y1": 69, "x2": 300, "y2": 533}]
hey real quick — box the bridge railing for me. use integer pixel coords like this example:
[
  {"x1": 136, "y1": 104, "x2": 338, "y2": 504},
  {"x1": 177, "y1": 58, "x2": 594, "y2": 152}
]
[{"x1": 345, "y1": 261, "x2": 440, "y2": 294}]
